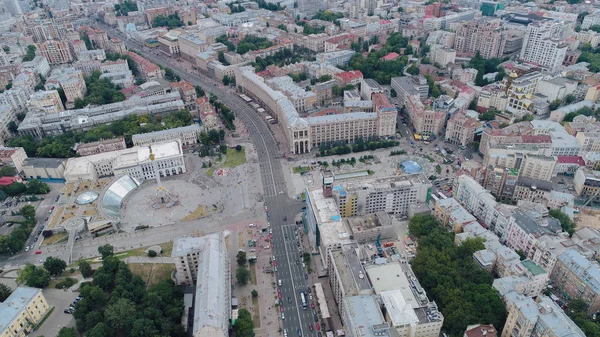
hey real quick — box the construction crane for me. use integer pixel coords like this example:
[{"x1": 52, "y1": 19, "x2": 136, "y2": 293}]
[
  {"x1": 583, "y1": 189, "x2": 600, "y2": 207},
  {"x1": 376, "y1": 234, "x2": 383, "y2": 255}
]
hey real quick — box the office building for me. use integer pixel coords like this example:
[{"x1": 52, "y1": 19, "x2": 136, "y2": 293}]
[
  {"x1": 0, "y1": 287, "x2": 50, "y2": 337},
  {"x1": 333, "y1": 174, "x2": 432, "y2": 217},
  {"x1": 171, "y1": 233, "x2": 230, "y2": 337},
  {"x1": 512, "y1": 177, "x2": 552, "y2": 204},
  {"x1": 19, "y1": 56, "x2": 51, "y2": 78},
  {"x1": 405, "y1": 94, "x2": 446, "y2": 136},
  {"x1": 519, "y1": 154, "x2": 556, "y2": 182},
  {"x1": 551, "y1": 249, "x2": 600, "y2": 314},
  {"x1": 519, "y1": 21, "x2": 568, "y2": 72},
  {"x1": 21, "y1": 158, "x2": 66, "y2": 179},
  {"x1": 74, "y1": 137, "x2": 127, "y2": 157},
  {"x1": 266, "y1": 76, "x2": 318, "y2": 113},
  {"x1": 132, "y1": 124, "x2": 202, "y2": 147},
  {"x1": 501, "y1": 292, "x2": 585, "y2": 337},
  {"x1": 391, "y1": 76, "x2": 429, "y2": 103},
  {"x1": 63, "y1": 140, "x2": 186, "y2": 182}
]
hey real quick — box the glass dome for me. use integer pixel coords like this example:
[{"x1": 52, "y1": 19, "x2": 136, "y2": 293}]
[
  {"x1": 102, "y1": 175, "x2": 140, "y2": 218},
  {"x1": 399, "y1": 160, "x2": 423, "y2": 174},
  {"x1": 75, "y1": 191, "x2": 99, "y2": 205}
]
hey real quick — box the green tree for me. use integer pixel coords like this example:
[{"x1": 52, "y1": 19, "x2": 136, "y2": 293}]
[
  {"x1": 85, "y1": 322, "x2": 111, "y2": 337},
  {"x1": 0, "y1": 283, "x2": 12, "y2": 302},
  {"x1": 43, "y1": 257, "x2": 67, "y2": 276},
  {"x1": 0, "y1": 167, "x2": 16, "y2": 177},
  {"x1": 408, "y1": 215, "x2": 440, "y2": 238},
  {"x1": 479, "y1": 110, "x2": 497, "y2": 121},
  {"x1": 104, "y1": 298, "x2": 136, "y2": 330},
  {"x1": 6, "y1": 121, "x2": 18, "y2": 134},
  {"x1": 17, "y1": 264, "x2": 51, "y2": 288},
  {"x1": 152, "y1": 14, "x2": 184, "y2": 29},
  {"x1": 25, "y1": 179, "x2": 50, "y2": 194},
  {"x1": 147, "y1": 250, "x2": 157, "y2": 257},
  {"x1": 406, "y1": 63, "x2": 419, "y2": 75},
  {"x1": 236, "y1": 267, "x2": 250, "y2": 285},
  {"x1": 79, "y1": 260, "x2": 94, "y2": 278},
  {"x1": 22, "y1": 45, "x2": 36, "y2": 62},
  {"x1": 549, "y1": 99, "x2": 561, "y2": 111},
  {"x1": 549, "y1": 209, "x2": 576, "y2": 235},
  {"x1": 251, "y1": 289, "x2": 258, "y2": 298},
  {"x1": 236, "y1": 308, "x2": 255, "y2": 337},
  {"x1": 98, "y1": 244, "x2": 114, "y2": 259},
  {"x1": 195, "y1": 85, "x2": 205, "y2": 97},
  {"x1": 57, "y1": 327, "x2": 77, "y2": 337},
  {"x1": 237, "y1": 251, "x2": 247, "y2": 266}
]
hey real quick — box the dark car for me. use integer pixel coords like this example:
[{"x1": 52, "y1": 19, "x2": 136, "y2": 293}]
[
  {"x1": 304, "y1": 274, "x2": 308, "y2": 279},
  {"x1": 288, "y1": 297, "x2": 292, "y2": 303},
  {"x1": 283, "y1": 216, "x2": 287, "y2": 222},
  {"x1": 297, "y1": 328, "x2": 302, "y2": 336}
]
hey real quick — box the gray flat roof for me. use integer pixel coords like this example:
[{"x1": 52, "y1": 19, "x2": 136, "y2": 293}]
[
  {"x1": 0, "y1": 287, "x2": 41, "y2": 331},
  {"x1": 23, "y1": 157, "x2": 66, "y2": 168}
]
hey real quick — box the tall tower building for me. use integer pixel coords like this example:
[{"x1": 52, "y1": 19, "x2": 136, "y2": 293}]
[
  {"x1": 3, "y1": 0, "x2": 22, "y2": 16},
  {"x1": 455, "y1": 20, "x2": 508, "y2": 59},
  {"x1": 519, "y1": 21, "x2": 567, "y2": 72}
]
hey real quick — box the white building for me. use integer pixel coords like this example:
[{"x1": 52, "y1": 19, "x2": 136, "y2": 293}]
[
  {"x1": 132, "y1": 124, "x2": 202, "y2": 147},
  {"x1": 19, "y1": 56, "x2": 51, "y2": 78},
  {"x1": 63, "y1": 140, "x2": 186, "y2": 182},
  {"x1": 519, "y1": 21, "x2": 568, "y2": 72}
]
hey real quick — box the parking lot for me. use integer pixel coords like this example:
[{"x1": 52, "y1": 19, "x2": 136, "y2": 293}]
[{"x1": 30, "y1": 289, "x2": 79, "y2": 337}]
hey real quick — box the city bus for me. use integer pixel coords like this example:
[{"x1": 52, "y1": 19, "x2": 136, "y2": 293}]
[{"x1": 300, "y1": 292, "x2": 307, "y2": 309}]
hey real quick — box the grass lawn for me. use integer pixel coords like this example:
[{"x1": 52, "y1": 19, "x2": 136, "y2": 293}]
[
  {"x1": 223, "y1": 148, "x2": 246, "y2": 168},
  {"x1": 293, "y1": 166, "x2": 311, "y2": 174},
  {"x1": 41, "y1": 232, "x2": 68, "y2": 246},
  {"x1": 130, "y1": 263, "x2": 175, "y2": 288},
  {"x1": 206, "y1": 167, "x2": 215, "y2": 177},
  {"x1": 249, "y1": 263, "x2": 257, "y2": 285},
  {"x1": 251, "y1": 296, "x2": 261, "y2": 327}
]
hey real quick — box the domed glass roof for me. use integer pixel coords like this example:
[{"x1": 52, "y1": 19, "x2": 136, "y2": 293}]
[
  {"x1": 399, "y1": 160, "x2": 423, "y2": 174},
  {"x1": 75, "y1": 191, "x2": 99, "y2": 205}
]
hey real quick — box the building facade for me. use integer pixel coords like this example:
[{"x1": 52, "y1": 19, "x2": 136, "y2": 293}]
[
  {"x1": 0, "y1": 287, "x2": 50, "y2": 337},
  {"x1": 551, "y1": 249, "x2": 600, "y2": 314},
  {"x1": 75, "y1": 137, "x2": 127, "y2": 157},
  {"x1": 519, "y1": 21, "x2": 568, "y2": 72},
  {"x1": 132, "y1": 124, "x2": 202, "y2": 147}
]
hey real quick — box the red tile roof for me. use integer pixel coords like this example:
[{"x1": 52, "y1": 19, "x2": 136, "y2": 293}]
[
  {"x1": 0, "y1": 176, "x2": 21, "y2": 186},
  {"x1": 335, "y1": 70, "x2": 363, "y2": 83},
  {"x1": 464, "y1": 325, "x2": 497, "y2": 337},
  {"x1": 557, "y1": 156, "x2": 585, "y2": 166},
  {"x1": 381, "y1": 52, "x2": 400, "y2": 61}
]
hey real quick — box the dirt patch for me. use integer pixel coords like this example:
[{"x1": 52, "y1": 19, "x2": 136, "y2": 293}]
[
  {"x1": 83, "y1": 208, "x2": 98, "y2": 216},
  {"x1": 41, "y1": 232, "x2": 68, "y2": 246},
  {"x1": 575, "y1": 213, "x2": 600, "y2": 229},
  {"x1": 129, "y1": 264, "x2": 154, "y2": 286},
  {"x1": 148, "y1": 263, "x2": 175, "y2": 286},
  {"x1": 46, "y1": 207, "x2": 65, "y2": 229},
  {"x1": 63, "y1": 183, "x2": 75, "y2": 196}
]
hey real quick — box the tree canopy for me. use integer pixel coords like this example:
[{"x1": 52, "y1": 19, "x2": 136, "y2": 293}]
[
  {"x1": 152, "y1": 14, "x2": 183, "y2": 29},
  {"x1": 236, "y1": 308, "x2": 255, "y2": 337},
  {"x1": 236, "y1": 267, "x2": 250, "y2": 285},
  {"x1": 312, "y1": 10, "x2": 344, "y2": 22},
  {"x1": 236, "y1": 35, "x2": 273, "y2": 55},
  {"x1": 44, "y1": 257, "x2": 67, "y2": 276},
  {"x1": 466, "y1": 51, "x2": 506, "y2": 86},
  {"x1": 17, "y1": 264, "x2": 51, "y2": 288},
  {"x1": 549, "y1": 209, "x2": 576, "y2": 236},
  {"x1": 409, "y1": 215, "x2": 507, "y2": 335},
  {"x1": 73, "y1": 70, "x2": 125, "y2": 109},
  {"x1": 22, "y1": 45, "x2": 36, "y2": 62},
  {"x1": 0, "y1": 283, "x2": 12, "y2": 302}
]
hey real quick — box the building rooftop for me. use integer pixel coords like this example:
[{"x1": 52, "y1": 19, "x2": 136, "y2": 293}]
[
  {"x1": 521, "y1": 259, "x2": 546, "y2": 276},
  {"x1": 344, "y1": 212, "x2": 392, "y2": 234},
  {"x1": 0, "y1": 287, "x2": 41, "y2": 331},
  {"x1": 331, "y1": 244, "x2": 371, "y2": 297},
  {"x1": 557, "y1": 249, "x2": 600, "y2": 294},
  {"x1": 344, "y1": 295, "x2": 390, "y2": 337},
  {"x1": 516, "y1": 176, "x2": 553, "y2": 192},
  {"x1": 512, "y1": 210, "x2": 562, "y2": 237},
  {"x1": 464, "y1": 324, "x2": 497, "y2": 337},
  {"x1": 306, "y1": 186, "x2": 352, "y2": 247},
  {"x1": 379, "y1": 290, "x2": 418, "y2": 327},
  {"x1": 22, "y1": 157, "x2": 65, "y2": 169}
]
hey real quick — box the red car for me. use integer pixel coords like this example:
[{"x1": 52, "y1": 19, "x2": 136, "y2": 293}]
[
  {"x1": 35, "y1": 250, "x2": 42, "y2": 255},
  {"x1": 278, "y1": 292, "x2": 282, "y2": 299},
  {"x1": 280, "y1": 305, "x2": 284, "y2": 312},
  {"x1": 269, "y1": 234, "x2": 273, "y2": 239},
  {"x1": 271, "y1": 243, "x2": 274, "y2": 248},
  {"x1": 311, "y1": 302, "x2": 315, "y2": 309},
  {"x1": 273, "y1": 261, "x2": 277, "y2": 267},
  {"x1": 309, "y1": 324, "x2": 313, "y2": 331},
  {"x1": 316, "y1": 323, "x2": 320, "y2": 331}
]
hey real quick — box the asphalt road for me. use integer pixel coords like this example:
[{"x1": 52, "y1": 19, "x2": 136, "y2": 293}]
[{"x1": 99, "y1": 24, "x2": 319, "y2": 336}]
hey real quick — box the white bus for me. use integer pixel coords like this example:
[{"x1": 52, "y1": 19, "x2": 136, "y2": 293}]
[
  {"x1": 239, "y1": 94, "x2": 252, "y2": 102},
  {"x1": 300, "y1": 292, "x2": 307, "y2": 309}
]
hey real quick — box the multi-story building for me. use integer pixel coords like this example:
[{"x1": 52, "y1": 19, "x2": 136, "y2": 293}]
[
  {"x1": 372, "y1": 93, "x2": 397, "y2": 138},
  {"x1": 343, "y1": 212, "x2": 395, "y2": 243},
  {"x1": 519, "y1": 21, "x2": 568, "y2": 72},
  {"x1": 454, "y1": 174, "x2": 516, "y2": 240},
  {"x1": 501, "y1": 292, "x2": 585, "y2": 337},
  {"x1": 74, "y1": 137, "x2": 127, "y2": 157},
  {"x1": 366, "y1": 262, "x2": 444, "y2": 337},
  {"x1": 19, "y1": 56, "x2": 51, "y2": 78},
  {"x1": 171, "y1": 233, "x2": 230, "y2": 337},
  {"x1": 0, "y1": 147, "x2": 27, "y2": 172},
  {"x1": 512, "y1": 177, "x2": 552, "y2": 205},
  {"x1": 505, "y1": 210, "x2": 563, "y2": 257},
  {"x1": 328, "y1": 244, "x2": 373, "y2": 322},
  {"x1": 63, "y1": 140, "x2": 186, "y2": 182},
  {"x1": 35, "y1": 40, "x2": 74, "y2": 65},
  {"x1": 333, "y1": 174, "x2": 432, "y2": 217},
  {"x1": 493, "y1": 260, "x2": 549, "y2": 298},
  {"x1": 342, "y1": 295, "x2": 390, "y2": 337},
  {"x1": 18, "y1": 93, "x2": 184, "y2": 139},
  {"x1": 445, "y1": 111, "x2": 478, "y2": 146},
  {"x1": 582, "y1": 13, "x2": 600, "y2": 30},
  {"x1": 405, "y1": 94, "x2": 446, "y2": 136},
  {"x1": 27, "y1": 90, "x2": 64, "y2": 114},
  {"x1": 574, "y1": 167, "x2": 600, "y2": 204},
  {"x1": 0, "y1": 287, "x2": 50, "y2": 337},
  {"x1": 551, "y1": 249, "x2": 600, "y2": 313},
  {"x1": 266, "y1": 76, "x2": 318, "y2": 113},
  {"x1": 431, "y1": 46, "x2": 456, "y2": 67},
  {"x1": 125, "y1": 51, "x2": 162, "y2": 80},
  {"x1": 391, "y1": 76, "x2": 429, "y2": 103},
  {"x1": 454, "y1": 20, "x2": 508, "y2": 59},
  {"x1": 170, "y1": 81, "x2": 197, "y2": 113},
  {"x1": 0, "y1": 105, "x2": 18, "y2": 145},
  {"x1": 132, "y1": 124, "x2": 202, "y2": 147},
  {"x1": 519, "y1": 154, "x2": 556, "y2": 182},
  {"x1": 434, "y1": 197, "x2": 478, "y2": 232},
  {"x1": 45, "y1": 68, "x2": 87, "y2": 104}
]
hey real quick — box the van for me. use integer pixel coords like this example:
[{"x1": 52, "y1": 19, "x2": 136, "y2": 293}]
[{"x1": 278, "y1": 279, "x2": 282, "y2": 286}]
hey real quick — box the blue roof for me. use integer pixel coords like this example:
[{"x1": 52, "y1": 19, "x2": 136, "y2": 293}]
[
  {"x1": 331, "y1": 215, "x2": 341, "y2": 221},
  {"x1": 0, "y1": 287, "x2": 41, "y2": 331}
]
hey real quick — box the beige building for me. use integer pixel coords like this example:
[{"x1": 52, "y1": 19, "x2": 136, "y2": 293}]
[
  {"x1": 455, "y1": 20, "x2": 511, "y2": 59},
  {"x1": 519, "y1": 154, "x2": 556, "y2": 182},
  {"x1": 22, "y1": 158, "x2": 66, "y2": 179},
  {"x1": 434, "y1": 197, "x2": 478, "y2": 232},
  {"x1": 35, "y1": 40, "x2": 74, "y2": 65},
  {"x1": 46, "y1": 69, "x2": 87, "y2": 103},
  {"x1": 550, "y1": 249, "x2": 600, "y2": 314},
  {"x1": 75, "y1": 137, "x2": 127, "y2": 156},
  {"x1": 132, "y1": 124, "x2": 202, "y2": 147},
  {"x1": 405, "y1": 94, "x2": 446, "y2": 136},
  {"x1": 445, "y1": 111, "x2": 478, "y2": 146},
  {"x1": 431, "y1": 46, "x2": 456, "y2": 67},
  {"x1": 158, "y1": 33, "x2": 181, "y2": 56},
  {"x1": 266, "y1": 76, "x2": 318, "y2": 113},
  {"x1": 0, "y1": 287, "x2": 50, "y2": 337},
  {"x1": 343, "y1": 212, "x2": 394, "y2": 243},
  {"x1": 27, "y1": 90, "x2": 64, "y2": 114},
  {"x1": 0, "y1": 105, "x2": 18, "y2": 146},
  {"x1": 0, "y1": 147, "x2": 27, "y2": 172},
  {"x1": 501, "y1": 292, "x2": 584, "y2": 337}
]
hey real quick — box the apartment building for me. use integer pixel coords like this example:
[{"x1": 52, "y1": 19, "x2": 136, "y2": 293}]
[
  {"x1": 431, "y1": 46, "x2": 456, "y2": 67},
  {"x1": 74, "y1": 137, "x2": 127, "y2": 157},
  {"x1": 125, "y1": 51, "x2": 162, "y2": 80},
  {"x1": 501, "y1": 292, "x2": 585, "y2": 337},
  {"x1": 342, "y1": 296, "x2": 390, "y2": 337},
  {"x1": 551, "y1": 249, "x2": 600, "y2": 314},
  {"x1": 0, "y1": 105, "x2": 18, "y2": 146},
  {"x1": 519, "y1": 154, "x2": 556, "y2": 182},
  {"x1": 493, "y1": 260, "x2": 549, "y2": 298},
  {"x1": 454, "y1": 174, "x2": 516, "y2": 240},
  {"x1": 35, "y1": 40, "x2": 74, "y2": 65},
  {"x1": 170, "y1": 81, "x2": 197, "y2": 113},
  {"x1": 512, "y1": 177, "x2": 552, "y2": 205},
  {"x1": 132, "y1": 124, "x2": 202, "y2": 147},
  {"x1": 372, "y1": 93, "x2": 397, "y2": 138},
  {"x1": 500, "y1": 71, "x2": 543, "y2": 114},
  {"x1": 19, "y1": 56, "x2": 51, "y2": 78},
  {"x1": 574, "y1": 167, "x2": 600, "y2": 204},
  {"x1": 45, "y1": 68, "x2": 87, "y2": 103},
  {"x1": 582, "y1": 13, "x2": 600, "y2": 30},
  {"x1": 333, "y1": 174, "x2": 432, "y2": 217},
  {"x1": 0, "y1": 147, "x2": 27, "y2": 172},
  {"x1": 434, "y1": 197, "x2": 478, "y2": 232},
  {"x1": 391, "y1": 76, "x2": 429, "y2": 103},
  {"x1": 519, "y1": 21, "x2": 568, "y2": 72},
  {"x1": 477, "y1": 84, "x2": 508, "y2": 111},
  {"x1": 445, "y1": 111, "x2": 478, "y2": 146},
  {"x1": 100, "y1": 59, "x2": 129, "y2": 73},
  {"x1": 454, "y1": 20, "x2": 507, "y2": 58},
  {"x1": 505, "y1": 209, "x2": 564, "y2": 258},
  {"x1": 171, "y1": 233, "x2": 230, "y2": 337},
  {"x1": 27, "y1": 90, "x2": 64, "y2": 114},
  {"x1": 0, "y1": 287, "x2": 50, "y2": 337}
]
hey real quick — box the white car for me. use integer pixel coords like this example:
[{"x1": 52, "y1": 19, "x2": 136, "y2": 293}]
[
  {"x1": 24, "y1": 246, "x2": 30, "y2": 252},
  {"x1": 269, "y1": 229, "x2": 273, "y2": 234},
  {"x1": 281, "y1": 312, "x2": 285, "y2": 320},
  {"x1": 248, "y1": 223, "x2": 255, "y2": 227},
  {"x1": 272, "y1": 256, "x2": 276, "y2": 261},
  {"x1": 284, "y1": 329, "x2": 288, "y2": 337}
]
